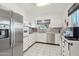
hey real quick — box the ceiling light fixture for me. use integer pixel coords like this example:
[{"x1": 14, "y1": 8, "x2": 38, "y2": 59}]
[{"x1": 36, "y1": 3, "x2": 49, "y2": 6}]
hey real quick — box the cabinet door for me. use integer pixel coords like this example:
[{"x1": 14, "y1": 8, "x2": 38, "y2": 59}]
[
  {"x1": 61, "y1": 36, "x2": 65, "y2": 56},
  {"x1": 70, "y1": 42, "x2": 79, "y2": 56},
  {"x1": 55, "y1": 34, "x2": 61, "y2": 44},
  {"x1": 63, "y1": 41, "x2": 69, "y2": 56},
  {"x1": 28, "y1": 35, "x2": 33, "y2": 47},
  {"x1": 23, "y1": 37, "x2": 29, "y2": 51},
  {"x1": 61, "y1": 36, "x2": 69, "y2": 56},
  {"x1": 36, "y1": 33, "x2": 47, "y2": 42},
  {"x1": 28, "y1": 34, "x2": 35, "y2": 47}
]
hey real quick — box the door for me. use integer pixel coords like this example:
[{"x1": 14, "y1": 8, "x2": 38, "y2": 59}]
[
  {"x1": 12, "y1": 12, "x2": 23, "y2": 56},
  {"x1": 0, "y1": 8, "x2": 12, "y2": 56}
]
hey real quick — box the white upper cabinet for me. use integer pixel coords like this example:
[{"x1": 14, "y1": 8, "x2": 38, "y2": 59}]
[{"x1": 49, "y1": 17, "x2": 63, "y2": 27}]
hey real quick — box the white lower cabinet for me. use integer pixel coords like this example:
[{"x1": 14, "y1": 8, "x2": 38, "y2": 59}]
[
  {"x1": 23, "y1": 37, "x2": 29, "y2": 51},
  {"x1": 62, "y1": 36, "x2": 79, "y2": 56},
  {"x1": 29, "y1": 34, "x2": 36, "y2": 47},
  {"x1": 61, "y1": 36, "x2": 69, "y2": 56},
  {"x1": 36, "y1": 33, "x2": 47, "y2": 42},
  {"x1": 55, "y1": 34, "x2": 61, "y2": 44},
  {"x1": 69, "y1": 41, "x2": 79, "y2": 56},
  {"x1": 23, "y1": 33, "x2": 36, "y2": 51},
  {"x1": 63, "y1": 41, "x2": 69, "y2": 56}
]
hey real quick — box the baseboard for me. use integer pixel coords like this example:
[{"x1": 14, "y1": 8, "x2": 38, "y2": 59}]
[
  {"x1": 36, "y1": 41, "x2": 60, "y2": 46},
  {"x1": 23, "y1": 41, "x2": 60, "y2": 53},
  {"x1": 23, "y1": 42, "x2": 36, "y2": 53}
]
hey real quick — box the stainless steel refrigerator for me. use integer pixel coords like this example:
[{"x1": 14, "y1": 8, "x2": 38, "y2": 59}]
[{"x1": 0, "y1": 6, "x2": 23, "y2": 56}]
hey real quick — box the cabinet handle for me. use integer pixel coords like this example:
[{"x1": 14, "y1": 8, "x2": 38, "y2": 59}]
[
  {"x1": 68, "y1": 43, "x2": 73, "y2": 46},
  {"x1": 68, "y1": 43, "x2": 70, "y2": 51},
  {"x1": 68, "y1": 42, "x2": 73, "y2": 51},
  {"x1": 70, "y1": 43, "x2": 73, "y2": 46}
]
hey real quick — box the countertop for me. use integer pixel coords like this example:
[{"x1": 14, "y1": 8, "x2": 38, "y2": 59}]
[{"x1": 62, "y1": 35, "x2": 79, "y2": 43}]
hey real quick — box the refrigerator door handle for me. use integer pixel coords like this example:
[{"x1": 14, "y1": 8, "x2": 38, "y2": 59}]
[
  {"x1": 11, "y1": 24, "x2": 15, "y2": 48},
  {"x1": 10, "y1": 12, "x2": 15, "y2": 48},
  {"x1": 10, "y1": 17, "x2": 13, "y2": 48}
]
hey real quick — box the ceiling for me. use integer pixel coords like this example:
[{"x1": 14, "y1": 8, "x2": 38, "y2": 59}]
[
  {"x1": 15, "y1": 3, "x2": 73, "y2": 16},
  {"x1": 36, "y1": 3, "x2": 73, "y2": 13},
  {"x1": 15, "y1": 3, "x2": 36, "y2": 12}
]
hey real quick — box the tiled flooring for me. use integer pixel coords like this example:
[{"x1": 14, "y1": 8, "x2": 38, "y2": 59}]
[{"x1": 23, "y1": 43, "x2": 61, "y2": 56}]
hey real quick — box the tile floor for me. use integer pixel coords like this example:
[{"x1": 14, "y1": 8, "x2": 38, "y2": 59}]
[{"x1": 23, "y1": 43, "x2": 61, "y2": 56}]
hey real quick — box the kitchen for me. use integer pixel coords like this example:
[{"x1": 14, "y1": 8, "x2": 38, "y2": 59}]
[{"x1": 0, "y1": 3, "x2": 79, "y2": 56}]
